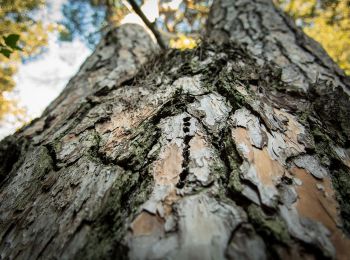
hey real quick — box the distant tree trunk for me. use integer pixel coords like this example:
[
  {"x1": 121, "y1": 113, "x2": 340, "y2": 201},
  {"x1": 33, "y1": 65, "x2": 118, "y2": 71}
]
[{"x1": 1, "y1": 0, "x2": 350, "y2": 259}]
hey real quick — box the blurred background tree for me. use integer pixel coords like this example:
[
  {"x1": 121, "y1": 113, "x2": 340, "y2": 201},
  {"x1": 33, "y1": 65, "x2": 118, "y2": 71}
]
[
  {"x1": 59, "y1": 0, "x2": 211, "y2": 50},
  {"x1": 0, "y1": 0, "x2": 56, "y2": 121},
  {"x1": 275, "y1": 0, "x2": 350, "y2": 75}
]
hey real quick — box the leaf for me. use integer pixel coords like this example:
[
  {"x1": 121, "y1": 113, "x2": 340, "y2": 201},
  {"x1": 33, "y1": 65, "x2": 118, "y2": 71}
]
[
  {"x1": 13, "y1": 45, "x2": 23, "y2": 51},
  {"x1": 4, "y1": 34, "x2": 20, "y2": 49},
  {"x1": 0, "y1": 48, "x2": 12, "y2": 58}
]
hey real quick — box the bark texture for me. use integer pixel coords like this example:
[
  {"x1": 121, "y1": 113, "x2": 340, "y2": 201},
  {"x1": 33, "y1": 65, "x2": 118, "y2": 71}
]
[{"x1": 1, "y1": 0, "x2": 350, "y2": 259}]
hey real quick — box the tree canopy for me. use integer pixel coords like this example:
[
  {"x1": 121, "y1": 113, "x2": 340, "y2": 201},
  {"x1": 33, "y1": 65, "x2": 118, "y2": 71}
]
[
  {"x1": 59, "y1": 0, "x2": 211, "y2": 49},
  {"x1": 0, "y1": 0, "x2": 55, "y2": 121}
]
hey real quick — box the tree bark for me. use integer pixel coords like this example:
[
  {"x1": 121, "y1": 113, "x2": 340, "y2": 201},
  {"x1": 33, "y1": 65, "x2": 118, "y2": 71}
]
[{"x1": 1, "y1": 0, "x2": 350, "y2": 259}]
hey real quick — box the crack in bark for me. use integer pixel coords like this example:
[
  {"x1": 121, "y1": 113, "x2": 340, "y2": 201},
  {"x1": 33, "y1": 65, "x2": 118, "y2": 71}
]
[
  {"x1": 43, "y1": 143, "x2": 59, "y2": 172},
  {"x1": 176, "y1": 116, "x2": 193, "y2": 189}
]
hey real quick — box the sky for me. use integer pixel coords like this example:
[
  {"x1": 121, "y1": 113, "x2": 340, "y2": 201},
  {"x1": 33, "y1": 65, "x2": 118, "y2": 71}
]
[{"x1": 0, "y1": 0, "x2": 91, "y2": 139}]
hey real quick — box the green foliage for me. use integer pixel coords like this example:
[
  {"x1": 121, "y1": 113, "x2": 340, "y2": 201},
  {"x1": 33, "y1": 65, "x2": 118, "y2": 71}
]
[
  {"x1": 247, "y1": 204, "x2": 291, "y2": 244},
  {"x1": 3, "y1": 34, "x2": 21, "y2": 50},
  {"x1": 0, "y1": 0, "x2": 53, "y2": 121},
  {"x1": 0, "y1": 34, "x2": 22, "y2": 58}
]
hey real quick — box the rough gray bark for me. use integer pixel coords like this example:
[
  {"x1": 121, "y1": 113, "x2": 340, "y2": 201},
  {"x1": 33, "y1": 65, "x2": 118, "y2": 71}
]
[{"x1": 1, "y1": 0, "x2": 350, "y2": 259}]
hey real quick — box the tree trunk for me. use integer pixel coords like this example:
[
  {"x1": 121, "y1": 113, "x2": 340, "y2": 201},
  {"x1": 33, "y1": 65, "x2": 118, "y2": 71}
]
[{"x1": 1, "y1": 0, "x2": 350, "y2": 259}]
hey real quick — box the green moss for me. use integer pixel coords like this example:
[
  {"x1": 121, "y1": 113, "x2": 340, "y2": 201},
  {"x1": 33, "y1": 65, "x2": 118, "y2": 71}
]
[
  {"x1": 310, "y1": 125, "x2": 331, "y2": 143},
  {"x1": 221, "y1": 132, "x2": 244, "y2": 193},
  {"x1": 247, "y1": 204, "x2": 291, "y2": 244},
  {"x1": 311, "y1": 84, "x2": 350, "y2": 143},
  {"x1": 189, "y1": 58, "x2": 201, "y2": 73},
  {"x1": 12, "y1": 145, "x2": 53, "y2": 211},
  {"x1": 201, "y1": 66, "x2": 248, "y2": 111},
  {"x1": 76, "y1": 167, "x2": 154, "y2": 259},
  {"x1": 218, "y1": 73, "x2": 246, "y2": 109},
  {"x1": 331, "y1": 167, "x2": 350, "y2": 233},
  {"x1": 32, "y1": 146, "x2": 53, "y2": 178},
  {"x1": 297, "y1": 109, "x2": 311, "y2": 125},
  {"x1": 115, "y1": 122, "x2": 160, "y2": 171},
  {"x1": 82, "y1": 130, "x2": 102, "y2": 162},
  {"x1": 228, "y1": 170, "x2": 243, "y2": 193}
]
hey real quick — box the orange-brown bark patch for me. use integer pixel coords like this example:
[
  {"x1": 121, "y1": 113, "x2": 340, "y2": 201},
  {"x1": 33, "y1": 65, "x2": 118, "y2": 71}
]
[
  {"x1": 163, "y1": 188, "x2": 180, "y2": 217},
  {"x1": 153, "y1": 143, "x2": 183, "y2": 185},
  {"x1": 131, "y1": 211, "x2": 164, "y2": 237},
  {"x1": 233, "y1": 128, "x2": 254, "y2": 161},
  {"x1": 189, "y1": 134, "x2": 207, "y2": 153},
  {"x1": 254, "y1": 148, "x2": 285, "y2": 186},
  {"x1": 292, "y1": 167, "x2": 350, "y2": 260},
  {"x1": 97, "y1": 108, "x2": 153, "y2": 152},
  {"x1": 233, "y1": 127, "x2": 285, "y2": 186}
]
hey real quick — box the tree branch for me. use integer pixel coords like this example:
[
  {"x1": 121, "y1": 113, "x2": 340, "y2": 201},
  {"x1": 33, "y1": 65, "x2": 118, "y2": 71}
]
[{"x1": 126, "y1": 0, "x2": 167, "y2": 50}]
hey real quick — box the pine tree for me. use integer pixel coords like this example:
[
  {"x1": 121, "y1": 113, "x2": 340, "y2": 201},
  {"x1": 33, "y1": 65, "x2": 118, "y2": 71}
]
[{"x1": 0, "y1": 0, "x2": 350, "y2": 259}]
